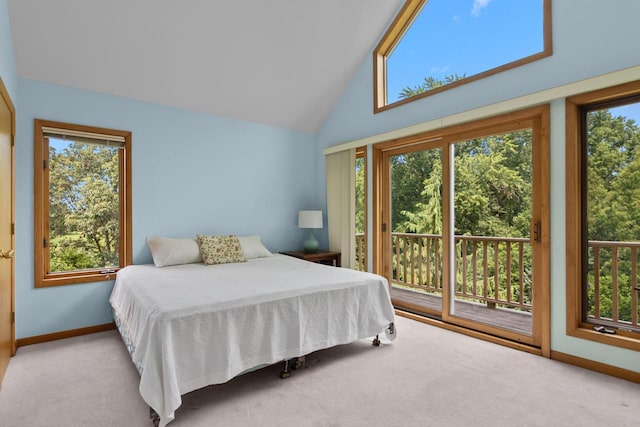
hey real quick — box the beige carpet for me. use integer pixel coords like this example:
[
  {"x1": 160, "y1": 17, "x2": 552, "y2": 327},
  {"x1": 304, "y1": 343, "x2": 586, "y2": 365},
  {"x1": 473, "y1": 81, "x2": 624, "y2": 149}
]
[{"x1": 0, "y1": 316, "x2": 637, "y2": 427}]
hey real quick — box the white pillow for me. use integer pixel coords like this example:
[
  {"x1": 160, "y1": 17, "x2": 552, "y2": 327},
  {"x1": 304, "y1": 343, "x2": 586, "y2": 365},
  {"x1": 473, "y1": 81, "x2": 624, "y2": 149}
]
[
  {"x1": 146, "y1": 236, "x2": 203, "y2": 267},
  {"x1": 238, "y1": 235, "x2": 273, "y2": 259}
]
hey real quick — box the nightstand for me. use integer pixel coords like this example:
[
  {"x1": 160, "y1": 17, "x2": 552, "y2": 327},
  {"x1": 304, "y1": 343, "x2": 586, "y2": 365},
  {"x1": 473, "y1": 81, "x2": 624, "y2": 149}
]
[{"x1": 280, "y1": 250, "x2": 341, "y2": 267}]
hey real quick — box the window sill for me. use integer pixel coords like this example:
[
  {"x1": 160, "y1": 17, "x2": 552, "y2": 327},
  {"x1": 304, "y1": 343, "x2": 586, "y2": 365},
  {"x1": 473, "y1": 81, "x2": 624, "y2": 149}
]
[
  {"x1": 567, "y1": 324, "x2": 640, "y2": 352},
  {"x1": 35, "y1": 269, "x2": 120, "y2": 288}
]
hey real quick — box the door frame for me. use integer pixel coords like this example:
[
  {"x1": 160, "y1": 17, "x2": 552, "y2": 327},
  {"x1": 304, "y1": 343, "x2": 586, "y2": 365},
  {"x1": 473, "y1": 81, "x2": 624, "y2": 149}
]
[
  {"x1": 0, "y1": 76, "x2": 16, "y2": 359},
  {"x1": 373, "y1": 105, "x2": 550, "y2": 355}
]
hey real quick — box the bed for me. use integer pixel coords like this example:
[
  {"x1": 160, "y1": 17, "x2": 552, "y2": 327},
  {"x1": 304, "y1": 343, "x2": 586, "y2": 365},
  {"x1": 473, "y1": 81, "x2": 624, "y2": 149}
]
[{"x1": 109, "y1": 251, "x2": 395, "y2": 427}]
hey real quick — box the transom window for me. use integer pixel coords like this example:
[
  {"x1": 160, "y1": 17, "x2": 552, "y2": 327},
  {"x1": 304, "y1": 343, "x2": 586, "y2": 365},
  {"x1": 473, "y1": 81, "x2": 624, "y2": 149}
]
[
  {"x1": 34, "y1": 119, "x2": 132, "y2": 287},
  {"x1": 374, "y1": 0, "x2": 552, "y2": 112}
]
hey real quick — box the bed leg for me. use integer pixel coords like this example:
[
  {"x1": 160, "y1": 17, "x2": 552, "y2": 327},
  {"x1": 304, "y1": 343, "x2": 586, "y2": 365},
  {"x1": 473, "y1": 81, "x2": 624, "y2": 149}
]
[
  {"x1": 373, "y1": 335, "x2": 381, "y2": 346},
  {"x1": 150, "y1": 407, "x2": 160, "y2": 427},
  {"x1": 280, "y1": 359, "x2": 291, "y2": 379},
  {"x1": 280, "y1": 356, "x2": 306, "y2": 378},
  {"x1": 292, "y1": 355, "x2": 306, "y2": 370}
]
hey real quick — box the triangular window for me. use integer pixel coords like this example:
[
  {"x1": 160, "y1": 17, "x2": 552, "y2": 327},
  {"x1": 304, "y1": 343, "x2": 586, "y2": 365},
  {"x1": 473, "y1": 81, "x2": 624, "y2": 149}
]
[{"x1": 374, "y1": 0, "x2": 552, "y2": 112}]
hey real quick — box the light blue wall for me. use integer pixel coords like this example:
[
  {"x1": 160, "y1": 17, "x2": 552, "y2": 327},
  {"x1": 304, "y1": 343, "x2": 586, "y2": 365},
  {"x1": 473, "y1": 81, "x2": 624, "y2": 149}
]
[
  {"x1": 15, "y1": 78, "x2": 317, "y2": 338},
  {"x1": 317, "y1": 0, "x2": 640, "y2": 373},
  {"x1": 0, "y1": 0, "x2": 17, "y2": 102}
]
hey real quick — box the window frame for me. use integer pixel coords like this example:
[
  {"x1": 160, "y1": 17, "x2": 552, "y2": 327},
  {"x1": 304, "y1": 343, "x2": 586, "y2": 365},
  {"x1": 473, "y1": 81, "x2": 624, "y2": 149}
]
[
  {"x1": 33, "y1": 119, "x2": 132, "y2": 288},
  {"x1": 566, "y1": 80, "x2": 640, "y2": 352},
  {"x1": 373, "y1": 0, "x2": 553, "y2": 113}
]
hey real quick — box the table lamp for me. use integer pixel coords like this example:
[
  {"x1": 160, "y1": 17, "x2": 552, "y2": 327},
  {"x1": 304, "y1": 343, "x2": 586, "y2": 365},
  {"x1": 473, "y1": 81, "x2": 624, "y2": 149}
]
[{"x1": 298, "y1": 210, "x2": 323, "y2": 253}]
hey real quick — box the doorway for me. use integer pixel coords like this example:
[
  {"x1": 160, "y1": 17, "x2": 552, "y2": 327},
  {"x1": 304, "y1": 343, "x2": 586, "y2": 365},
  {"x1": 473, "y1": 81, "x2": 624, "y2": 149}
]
[
  {"x1": 375, "y1": 106, "x2": 549, "y2": 348},
  {"x1": 0, "y1": 78, "x2": 15, "y2": 384}
]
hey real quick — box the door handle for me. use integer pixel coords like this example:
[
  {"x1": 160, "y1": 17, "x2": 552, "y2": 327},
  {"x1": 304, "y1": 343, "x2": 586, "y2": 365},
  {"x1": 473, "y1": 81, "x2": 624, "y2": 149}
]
[
  {"x1": 533, "y1": 221, "x2": 541, "y2": 243},
  {"x1": 0, "y1": 249, "x2": 14, "y2": 259}
]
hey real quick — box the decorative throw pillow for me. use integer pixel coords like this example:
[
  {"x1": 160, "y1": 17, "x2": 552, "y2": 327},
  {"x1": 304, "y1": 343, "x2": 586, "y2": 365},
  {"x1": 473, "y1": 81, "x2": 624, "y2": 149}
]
[
  {"x1": 238, "y1": 235, "x2": 273, "y2": 259},
  {"x1": 147, "y1": 236, "x2": 203, "y2": 267},
  {"x1": 197, "y1": 235, "x2": 247, "y2": 265}
]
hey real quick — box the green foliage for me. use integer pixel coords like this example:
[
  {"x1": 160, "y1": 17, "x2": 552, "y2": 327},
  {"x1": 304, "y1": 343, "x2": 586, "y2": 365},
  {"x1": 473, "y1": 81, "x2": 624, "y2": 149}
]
[
  {"x1": 399, "y1": 161, "x2": 443, "y2": 235},
  {"x1": 392, "y1": 130, "x2": 532, "y2": 238},
  {"x1": 587, "y1": 110, "x2": 640, "y2": 242},
  {"x1": 355, "y1": 156, "x2": 365, "y2": 233},
  {"x1": 391, "y1": 149, "x2": 442, "y2": 231},
  {"x1": 398, "y1": 74, "x2": 467, "y2": 100},
  {"x1": 48, "y1": 141, "x2": 120, "y2": 272},
  {"x1": 583, "y1": 109, "x2": 640, "y2": 325},
  {"x1": 453, "y1": 132, "x2": 531, "y2": 238},
  {"x1": 49, "y1": 235, "x2": 98, "y2": 272}
]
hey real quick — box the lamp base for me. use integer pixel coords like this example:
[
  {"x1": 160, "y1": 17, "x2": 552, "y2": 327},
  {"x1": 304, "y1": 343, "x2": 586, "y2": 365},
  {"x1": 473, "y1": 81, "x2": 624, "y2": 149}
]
[{"x1": 303, "y1": 230, "x2": 319, "y2": 253}]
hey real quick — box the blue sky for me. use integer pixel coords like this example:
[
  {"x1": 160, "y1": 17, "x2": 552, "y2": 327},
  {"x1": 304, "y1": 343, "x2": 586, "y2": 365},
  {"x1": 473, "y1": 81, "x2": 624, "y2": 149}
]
[
  {"x1": 49, "y1": 138, "x2": 68, "y2": 151},
  {"x1": 610, "y1": 103, "x2": 640, "y2": 124},
  {"x1": 386, "y1": 0, "x2": 544, "y2": 102}
]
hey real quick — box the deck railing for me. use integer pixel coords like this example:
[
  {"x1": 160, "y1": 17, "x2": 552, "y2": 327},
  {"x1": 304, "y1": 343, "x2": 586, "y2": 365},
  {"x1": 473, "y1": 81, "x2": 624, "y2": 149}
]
[
  {"x1": 587, "y1": 240, "x2": 640, "y2": 330},
  {"x1": 391, "y1": 233, "x2": 532, "y2": 311},
  {"x1": 355, "y1": 233, "x2": 367, "y2": 272},
  {"x1": 354, "y1": 232, "x2": 639, "y2": 329}
]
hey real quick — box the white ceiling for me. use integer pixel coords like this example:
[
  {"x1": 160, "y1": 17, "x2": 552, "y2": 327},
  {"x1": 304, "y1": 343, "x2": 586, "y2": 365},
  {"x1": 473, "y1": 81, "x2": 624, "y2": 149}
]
[{"x1": 8, "y1": 0, "x2": 403, "y2": 134}]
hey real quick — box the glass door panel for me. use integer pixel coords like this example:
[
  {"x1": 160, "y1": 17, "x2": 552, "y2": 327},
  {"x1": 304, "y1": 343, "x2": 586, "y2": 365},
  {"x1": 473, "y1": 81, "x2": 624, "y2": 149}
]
[
  {"x1": 448, "y1": 130, "x2": 534, "y2": 337},
  {"x1": 388, "y1": 149, "x2": 444, "y2": 317}
]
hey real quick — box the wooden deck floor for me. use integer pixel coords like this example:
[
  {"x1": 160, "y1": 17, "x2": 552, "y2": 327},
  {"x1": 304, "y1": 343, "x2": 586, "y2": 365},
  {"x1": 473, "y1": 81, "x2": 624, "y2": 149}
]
[{"x1": 390, "y1": 286, "x2": 532, "y2": 336}]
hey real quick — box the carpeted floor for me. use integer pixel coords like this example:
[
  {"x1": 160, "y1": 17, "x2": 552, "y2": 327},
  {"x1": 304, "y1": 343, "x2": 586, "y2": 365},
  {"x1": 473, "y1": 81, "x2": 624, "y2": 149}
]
[{"x1": 0, "y1": 315, "x2": 637, "y2": 427}]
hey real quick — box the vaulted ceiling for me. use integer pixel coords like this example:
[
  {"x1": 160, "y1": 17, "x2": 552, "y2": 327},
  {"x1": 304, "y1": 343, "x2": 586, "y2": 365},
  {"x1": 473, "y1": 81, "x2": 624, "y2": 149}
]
[{"x1": 8, "y1": 0, "x2": 403, "y2": 134}]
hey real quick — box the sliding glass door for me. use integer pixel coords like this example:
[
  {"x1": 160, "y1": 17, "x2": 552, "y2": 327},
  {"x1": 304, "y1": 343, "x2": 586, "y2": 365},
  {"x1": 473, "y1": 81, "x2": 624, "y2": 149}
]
[{"x1": 377, "y1": 107, "x2": 549, "y2": 348}]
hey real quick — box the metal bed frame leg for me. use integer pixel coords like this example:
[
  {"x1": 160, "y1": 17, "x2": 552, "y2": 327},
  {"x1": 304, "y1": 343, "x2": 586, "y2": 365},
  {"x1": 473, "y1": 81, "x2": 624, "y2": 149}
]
[
  {"x1": 373, "y1": 323, "x2": 395, "y2": 346},
  {"x1": 280, "y1": 356, "x2": 306, "y2": 379},
  {"x1": 280, "y1": 359, "x2": 291, "y2": 379},
  {"x1": 292, "y1": 355, "x2": 305, "y2": 370}
]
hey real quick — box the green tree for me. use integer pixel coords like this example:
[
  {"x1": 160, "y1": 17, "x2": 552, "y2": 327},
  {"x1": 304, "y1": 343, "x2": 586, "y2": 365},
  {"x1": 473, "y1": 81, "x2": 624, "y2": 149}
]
[
  {"x1": 391, "y1": 149, "x2": 442, "y2": 231},
  {"x1": 399, "y1": 161, "x2": 442, "y2": 235},
  {"x1": 584, "y1": 109, "x2": 640, "y2": 324},
  {"x1": 355, "y1": 156, "x2": 365, "y2": 233},
  {"x1": 587, "y1": 109, "x2": 640, "y2": 242},
  {"x1": 48, "y1": 141, "x2": 120, "y2": 271},
  {"x1": 393, "y1": 130, "x2": 532, "y2": 238},
  {"x1": 398, "y1": 73, "x2": 466, "y2": 100}
]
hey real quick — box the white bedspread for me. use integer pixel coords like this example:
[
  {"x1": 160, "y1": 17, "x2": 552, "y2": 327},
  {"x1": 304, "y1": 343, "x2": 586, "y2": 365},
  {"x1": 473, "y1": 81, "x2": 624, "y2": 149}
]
[{"x1": 109, "y1": 255, "x2": 395, "y2": 426}]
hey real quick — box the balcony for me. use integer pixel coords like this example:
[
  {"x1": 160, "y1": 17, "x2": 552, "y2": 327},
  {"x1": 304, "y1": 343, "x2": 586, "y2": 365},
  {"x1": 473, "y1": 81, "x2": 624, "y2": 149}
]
[{"x1": 356, "y1": 233, "x2": 640, "y2": 335}]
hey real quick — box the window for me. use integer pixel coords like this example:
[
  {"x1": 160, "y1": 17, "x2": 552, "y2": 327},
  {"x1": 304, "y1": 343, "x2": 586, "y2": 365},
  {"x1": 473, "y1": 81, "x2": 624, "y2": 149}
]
[
  {"x1": 355, "y1": 147, "x2": 367, "y2": 271},
  {"x1": 374, "y1": 0, "x2": 552, "y2": 112},
  {"x1": 34, "y1": 119, "x2": 132, "y2": 287},
  {"x1": 566, "y1": 81, "x2": 640, "y2": 351}
]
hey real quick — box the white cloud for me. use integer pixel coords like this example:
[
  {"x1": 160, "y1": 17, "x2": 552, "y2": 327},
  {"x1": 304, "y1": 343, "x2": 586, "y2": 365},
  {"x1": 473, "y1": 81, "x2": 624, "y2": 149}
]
[
  {"x1": 471, "y1": 0, "x2": 492, "y2": 16},
  {"x1": 430, "y1": 66, "x2": 450, "y2": 74}
]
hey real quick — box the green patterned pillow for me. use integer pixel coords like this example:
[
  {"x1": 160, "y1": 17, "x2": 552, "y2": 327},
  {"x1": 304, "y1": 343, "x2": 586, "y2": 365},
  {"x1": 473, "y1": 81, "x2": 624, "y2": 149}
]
[{"x1": 197, "y1": 235, "x2": 247, "y2": 265}]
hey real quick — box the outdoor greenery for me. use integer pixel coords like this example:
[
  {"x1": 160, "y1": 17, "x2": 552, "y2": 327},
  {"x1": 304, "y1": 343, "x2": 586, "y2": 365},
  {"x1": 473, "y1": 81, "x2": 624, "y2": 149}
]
[
  {"x1": 585, "y1": 108, "x2": 640, "y2": 325},
  {"x1": 355, "y1": 156, "x2": 365, "y2": 234},
  {"x1": 398, "y1": 73, "x2": 467, "y2": 100},
  {"x1": 48, "y1": 141, "x2": 120, "y2": 272}
]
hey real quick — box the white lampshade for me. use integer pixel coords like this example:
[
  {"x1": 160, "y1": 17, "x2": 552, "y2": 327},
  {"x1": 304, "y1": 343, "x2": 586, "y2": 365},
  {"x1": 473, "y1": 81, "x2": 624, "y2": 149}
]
[{"x1": 298, "y1": 210, "x2": 323, "y2": 229}]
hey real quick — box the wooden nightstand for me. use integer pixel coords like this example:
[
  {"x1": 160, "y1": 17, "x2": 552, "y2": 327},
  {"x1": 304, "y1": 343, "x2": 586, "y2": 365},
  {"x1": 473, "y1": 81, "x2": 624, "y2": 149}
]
[{"x1": 280, "y1": 250, "x2": 341, "y2": 267}]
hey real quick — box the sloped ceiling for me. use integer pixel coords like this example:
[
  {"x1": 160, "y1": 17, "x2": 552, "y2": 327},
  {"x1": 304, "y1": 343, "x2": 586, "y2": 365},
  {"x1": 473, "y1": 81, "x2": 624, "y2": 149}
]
[{"x1": 8, "y1": 0, "x2": 403, "y2": 134}]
